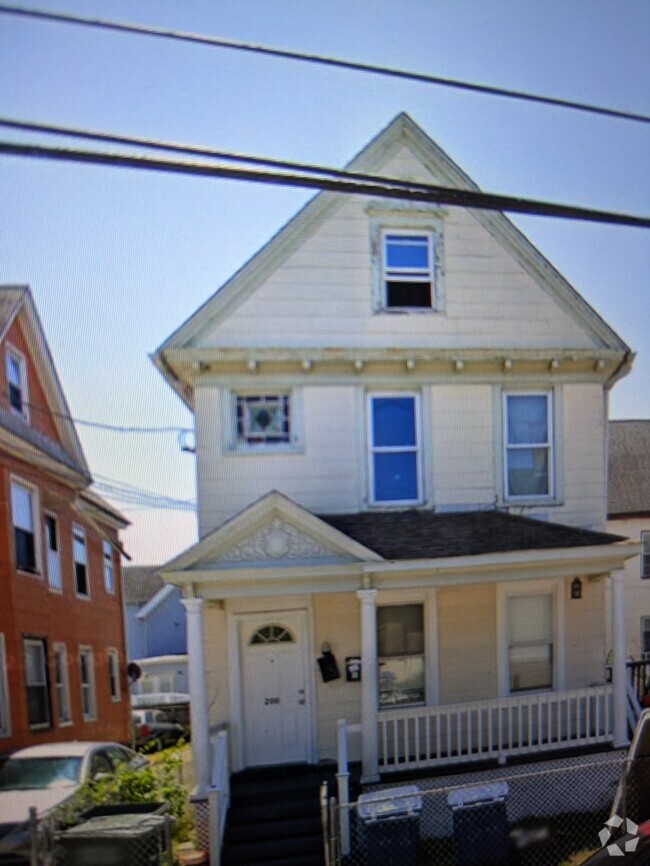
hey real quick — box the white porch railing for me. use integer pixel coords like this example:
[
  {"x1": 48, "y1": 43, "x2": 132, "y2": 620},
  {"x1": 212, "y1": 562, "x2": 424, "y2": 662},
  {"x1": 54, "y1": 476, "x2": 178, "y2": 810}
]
[
  {"x1": 208, "y1": 730, "x2": 230, "y2": 866},
  {"x1": 378, "y1": 685, "x2": 614, "y2": 773}
]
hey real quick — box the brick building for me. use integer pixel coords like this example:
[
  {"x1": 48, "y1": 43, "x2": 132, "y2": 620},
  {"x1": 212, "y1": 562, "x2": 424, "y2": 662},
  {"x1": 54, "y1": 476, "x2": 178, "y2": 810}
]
[{"x1": 0, "y1": 286, "x2": 130, "y2": 752}]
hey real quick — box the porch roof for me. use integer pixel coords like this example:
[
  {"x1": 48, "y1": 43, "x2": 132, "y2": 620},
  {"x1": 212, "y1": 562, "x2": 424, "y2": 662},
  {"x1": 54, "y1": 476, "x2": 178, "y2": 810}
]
[{"x1": 318, "y1": 509, "x2": 625, "y2": 561}]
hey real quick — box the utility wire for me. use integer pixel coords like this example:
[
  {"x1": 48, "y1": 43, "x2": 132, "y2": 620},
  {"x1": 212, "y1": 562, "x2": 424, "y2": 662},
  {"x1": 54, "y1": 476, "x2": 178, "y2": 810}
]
[
  {"x1": 1, "y1": 4, "x2": 648, "y2": 125},
  {"x1": 1, "y1": 139, "x2": 649, "y2": 228}
]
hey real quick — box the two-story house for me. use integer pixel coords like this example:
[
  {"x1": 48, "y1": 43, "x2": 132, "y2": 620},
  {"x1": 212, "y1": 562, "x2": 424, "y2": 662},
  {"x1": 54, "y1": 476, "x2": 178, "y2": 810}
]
[
  {"x1": 0, "y1": 285, "x2": 130, "y2": 751},
  {"x1": 153, "y1": 114, "x2": 639, "y2": 789}
]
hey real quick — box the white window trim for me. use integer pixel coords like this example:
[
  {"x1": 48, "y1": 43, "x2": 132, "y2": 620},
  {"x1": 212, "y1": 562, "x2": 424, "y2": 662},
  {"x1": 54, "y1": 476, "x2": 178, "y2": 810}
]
[
  {"x1": 79, "y1": 646, "x2": 97, "y2": 721},
  {"x1": 23, "y1": 637, "x2": 51, "y2": 730},
  {"x1": 103, "y1": 540, "x2": 115, "y2": 593},
  {"x1": 53, "y1": 642, "x2": 72, "y2": 726},
  {"x1": 0, "y1": 634, "x2": 11, "y2": 737},
  {"x1": 496, "y1": 579, "x2": 565, "y2": 698},
  {"x1": 369, "y1": 210, "x2": 445, "y2": 314},
  {"x1": 222, "y1": 387, "x2": 304, "y2": 454},
  {"x1": 72, "y1": 523, "x2": 91, "y2": 599},
  {"x1": 641, "y1": 531, "x2": 650, "y2": 581},
  {"x1": 44, "y1": 512, "x2": 63, "y2": 593},
  {"x1": 499, "y1": 389, "x2": 561, "y2": 505},
  {"x1": 367, "y1": 392, "x2": 423, "y2": 507},
  {"x1": 10, "y1": 476, "x2": 42, "y2": 577},
  {"x1": 6, "y1": 343, "x2": 30, "y2": 422},
  {"x1": 107, "y1": 648, "x2": 121, "y2": 702}
]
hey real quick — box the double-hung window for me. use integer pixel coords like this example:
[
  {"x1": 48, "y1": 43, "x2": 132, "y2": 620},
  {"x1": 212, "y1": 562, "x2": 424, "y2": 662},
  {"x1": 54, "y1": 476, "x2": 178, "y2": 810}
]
[
  {"x1": 377, "y1": 604, "x2": 425, "y2": 707},
  {"x1": 107, "y1": 649, "x2": 121, "y2": 702},
  {"x1": 103, "y1": 540, "x2": 114, "y2": 593},
  {"x1": 641, "y1": 532, "x2": 650, "y2": 581},
  {"x1": 508, "y1": 594, "x2": 553, "y2": 692},
  {"x1": 504, "y1": 392, "x2": 553, "y2": 499},
  {"x1": 23, "y1": 638, "x2": 50, "y2": 729},
  {"x1": 79, "y1": 648, "x2": 96, "y2": 721},
  {"x1": 0, "y1": 634, "x2": 10, "y2": 736},
  {"x1": 53, "y1": 643, "x2": 72, "y2": 725},
  {"x1": 368, "y1": 394, "x2": 421, "y2": 505},
  {"x1": 45, "y1": 515, "x2": 62, "y2": 591},
  {"x1": 6, "y1": 346, "x2": 28, "y2": 420},
  {"x1": 73, "y1": 525, "x2": 89, "y2": 597},
  {"x1": 382, "y1": 232, "x2": 434, "y2": 309},
  {"x1": 11, "y1": 480, "x2": 39, "y2": 574}
]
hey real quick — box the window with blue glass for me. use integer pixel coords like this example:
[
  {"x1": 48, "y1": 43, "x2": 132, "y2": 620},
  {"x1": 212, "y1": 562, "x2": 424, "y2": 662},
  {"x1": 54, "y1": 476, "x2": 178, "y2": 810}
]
[
  {"x1": 369, "y1": 394, "x2": 421, "y2": 504},
  {"x1": 504, "y1": 393, "x2": 553, "y2": 498},
  {"x1": 382, "y1": 232, "x2": 433, "y2": 308}
]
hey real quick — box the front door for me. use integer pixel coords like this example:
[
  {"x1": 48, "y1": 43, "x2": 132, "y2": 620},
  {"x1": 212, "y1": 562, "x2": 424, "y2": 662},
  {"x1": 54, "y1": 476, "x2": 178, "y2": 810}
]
[{"x1": 241, "y1": 611, "x2": 311, "y2": 766}]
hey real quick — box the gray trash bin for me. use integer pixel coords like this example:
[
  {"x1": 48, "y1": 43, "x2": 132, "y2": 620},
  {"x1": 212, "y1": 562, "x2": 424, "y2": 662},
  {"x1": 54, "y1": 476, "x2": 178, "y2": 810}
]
[
  {"x1": 447, "y1": 782, "x2": 510, "y2": 866},
  {"x1": 56, "y1": 811, "x2": 167, "y2": 866},
  {"x1": 357, "y1": 784, "x2": 422, "y2": 865}
]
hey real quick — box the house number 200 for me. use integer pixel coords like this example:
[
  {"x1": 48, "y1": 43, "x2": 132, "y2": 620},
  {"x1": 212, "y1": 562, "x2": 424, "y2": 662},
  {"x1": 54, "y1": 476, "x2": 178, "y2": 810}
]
[{"x1": 264, "y1": 697, "x2": 280, "y2": 705}]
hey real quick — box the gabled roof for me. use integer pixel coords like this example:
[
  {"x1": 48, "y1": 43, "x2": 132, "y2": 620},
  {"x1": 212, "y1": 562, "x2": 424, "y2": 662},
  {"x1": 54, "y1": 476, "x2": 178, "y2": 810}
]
[
  {"x1": 319, "y1": 509, "x2": 626, "y2": 560},
  {"x1": 608, "y1": 420, "x2": 650, "y2": 517},
  {"x1": 154, "y1": 112, "x2": 630, "y2": 407},
  {"x1": 0, "y1": 285, "x2": 90, "y2": 482},
  {"x1": 122, "y1": 565, "x2": 164, "y2": 606}
]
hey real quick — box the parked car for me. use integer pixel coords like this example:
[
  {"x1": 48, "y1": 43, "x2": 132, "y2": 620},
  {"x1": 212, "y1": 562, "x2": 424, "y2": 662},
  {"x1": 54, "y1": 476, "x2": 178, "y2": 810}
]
[
  {"x1": 0, "y1": 741, "x2": 146, "y2": 862},
  {"x1": 132, "y1": 708, "x2": 186, "y2": 751}
]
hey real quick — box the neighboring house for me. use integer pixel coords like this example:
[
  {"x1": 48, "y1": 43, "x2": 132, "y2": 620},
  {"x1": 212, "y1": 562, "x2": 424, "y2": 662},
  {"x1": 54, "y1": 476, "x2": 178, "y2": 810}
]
[
  {"x1": 153, "y1": 113, "x2": 639, "y2": 790},
  {"x1": 122, "y1": 565, "x2": 188, "y2": 709},
  {"x1": 607, "y1": 420, "x2": 650, "y2": 659},
  {"x1": 0, "y1": 286, "x2": 130, "y2": 752}
]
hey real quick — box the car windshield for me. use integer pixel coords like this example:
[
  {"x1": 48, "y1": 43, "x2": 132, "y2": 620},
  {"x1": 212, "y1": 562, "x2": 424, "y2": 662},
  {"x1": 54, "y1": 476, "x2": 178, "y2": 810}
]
[{"x1": 0, "y1": 757, "x2": 83, "y2": 790}]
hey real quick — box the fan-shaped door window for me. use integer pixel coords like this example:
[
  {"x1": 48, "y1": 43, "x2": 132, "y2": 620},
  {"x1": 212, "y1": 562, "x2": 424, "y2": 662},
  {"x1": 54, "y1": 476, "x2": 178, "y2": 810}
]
[{"x1": 250, "y1": 624, "x2": 295, "y2": 645}]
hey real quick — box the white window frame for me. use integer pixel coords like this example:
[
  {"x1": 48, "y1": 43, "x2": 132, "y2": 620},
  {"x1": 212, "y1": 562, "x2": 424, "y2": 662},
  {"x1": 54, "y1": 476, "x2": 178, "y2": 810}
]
[
  {"x1": 5, "y1": 344, "x2": 29, "y2": 422},
  {"x1": 103, "y1": 540, "x2": 115, "y2": 593},
  {"x1": 79, "y1": 647, "x2": 97, "y2": 721},
  {"x1": 496, "y1": 580, "x2": 565, "y2": 698},
  {"x1": 641, "y1": 532, "x2": 650, "y2": 581},
  {"x1": 502, "y1": 391, "x2": 555, "y2": 502},
  {"x1": 10, "y1": 477, "x2": 42, "y2": 576},
  {"x1": 23, "y1": 637, "x2": 51, "y2": 730},
  {"x1": 53, "y1": 643, "x2": 72, "y2": 726},
  {"x1": 107, "y1": 648, "x2": 121, "y2": 702},
  {"x1": 44, "y1": 512, "x2": 62, "y2": 592},
  {"x1": 72, "y1": 524, "x2": 90, "y2": 598},
  {"x1": 224, "y1": 388, "x2": 304, "y2": 454},
  {"x1": 0, "y1": 634, "x2": 11, "y2": 737},
  {"x1": 381, "y1": 229, "x2": 435, "y2": 310},
  {"x1": 367, "y1": 392, "x2": 423, "y2": 507}
]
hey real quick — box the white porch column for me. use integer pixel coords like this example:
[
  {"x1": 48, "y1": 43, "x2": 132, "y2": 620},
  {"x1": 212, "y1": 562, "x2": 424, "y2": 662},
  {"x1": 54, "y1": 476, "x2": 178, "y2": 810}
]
[
  {"x1": 357, "y1": 588, "x2": 380, "y2": 782},
  {"x1": 611, "y1": 570, "x2": 629, "y2": 748},
  {"x1": 182, "y1": 597, "x2": 211, "y2": 793}
]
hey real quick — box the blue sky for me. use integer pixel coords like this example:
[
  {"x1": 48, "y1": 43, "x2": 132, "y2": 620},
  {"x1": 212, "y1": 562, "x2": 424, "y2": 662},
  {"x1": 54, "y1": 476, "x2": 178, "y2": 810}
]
[{"x1": 1, "y1": 0, "x2": 648, "y2": 563}]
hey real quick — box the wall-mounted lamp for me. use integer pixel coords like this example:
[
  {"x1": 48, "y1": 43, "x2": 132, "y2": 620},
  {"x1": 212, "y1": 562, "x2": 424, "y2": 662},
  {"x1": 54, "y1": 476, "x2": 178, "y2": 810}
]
[{"x1": 570, "y1": 577, "x2": 583, "y2": 600}]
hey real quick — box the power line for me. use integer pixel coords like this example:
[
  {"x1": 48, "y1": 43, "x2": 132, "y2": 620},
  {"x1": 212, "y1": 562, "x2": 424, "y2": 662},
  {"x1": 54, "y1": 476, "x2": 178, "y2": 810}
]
[
  {"x1": 1, "y1": 4, "x2": 648, "y2": 125},
  {"x1": 1, "y1": 139, "x2": 649, "y2": 228},
  {"x1": 91, "y1": 475, "x2": 196, "y2": 511}
]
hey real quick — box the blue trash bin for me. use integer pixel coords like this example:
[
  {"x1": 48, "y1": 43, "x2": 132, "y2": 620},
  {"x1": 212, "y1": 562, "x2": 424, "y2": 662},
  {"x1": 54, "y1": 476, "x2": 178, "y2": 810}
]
[
  {"x1": 357, "y1": 785, "x2": 422, "y2": 865},
  {"x1": 447, "y1": 782, "x2": 510, "y2": 866}
]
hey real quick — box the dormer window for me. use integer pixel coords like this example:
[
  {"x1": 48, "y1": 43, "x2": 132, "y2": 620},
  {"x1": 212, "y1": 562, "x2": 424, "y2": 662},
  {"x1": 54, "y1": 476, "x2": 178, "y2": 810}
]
[
  {"x1": 6, "y1": 346, "x2": 28, "y2": 421},
  {"x1": 382, "y1": 232, "x2": 433, "y2": 308}
]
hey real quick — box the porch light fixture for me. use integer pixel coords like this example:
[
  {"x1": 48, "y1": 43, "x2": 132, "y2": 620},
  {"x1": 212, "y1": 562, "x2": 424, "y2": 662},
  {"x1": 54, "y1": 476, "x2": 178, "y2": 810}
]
[{"x1": 570, "y1": 577, "x2": 583, "y2": 600}]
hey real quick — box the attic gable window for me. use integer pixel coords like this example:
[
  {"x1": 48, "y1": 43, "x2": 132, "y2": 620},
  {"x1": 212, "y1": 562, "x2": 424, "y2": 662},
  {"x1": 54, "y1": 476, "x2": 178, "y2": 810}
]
[
  {"x1": 383, "y1": 232, "x2": 433, "y2": 308},
  {"x1": 6, "y1": 346, "x2": 29, "y2": 421},
  {"x1": 236, "y1": 395, "x2": 290, "y2": 446}
]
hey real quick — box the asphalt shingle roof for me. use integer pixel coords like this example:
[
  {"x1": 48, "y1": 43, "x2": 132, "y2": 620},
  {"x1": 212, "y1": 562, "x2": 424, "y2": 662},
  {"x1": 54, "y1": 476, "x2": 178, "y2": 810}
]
[
  {"x1": 608, "y1": 420, "x2": 650, "y2": 516},
  {"x1": 318, "y1": 509, "x2": 625, "y2": 560},
  {"x1": 122, "y1": 565, "x2": 164, "y2": 606}
]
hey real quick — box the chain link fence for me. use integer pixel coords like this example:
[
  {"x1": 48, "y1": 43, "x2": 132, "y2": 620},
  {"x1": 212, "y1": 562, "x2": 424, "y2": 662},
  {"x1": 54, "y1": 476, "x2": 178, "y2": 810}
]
[{"x1": 326, "y1": 752, "x2": 642, "y2": 866}]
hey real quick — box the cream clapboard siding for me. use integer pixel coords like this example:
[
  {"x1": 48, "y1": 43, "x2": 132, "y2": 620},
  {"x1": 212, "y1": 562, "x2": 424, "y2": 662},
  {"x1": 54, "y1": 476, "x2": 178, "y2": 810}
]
[
  {"x1": 605, "y1": 517, "x2": 650, "y2": 658},
  {"x1": 563, "y1": 575, "x2": 608, "y2": 688},
  {"x1": 194, "y1": 145, "x2": 598, "y2": 352},
  {"x1": 195, "y1": 381, "x2": 606, "y2": 537}
]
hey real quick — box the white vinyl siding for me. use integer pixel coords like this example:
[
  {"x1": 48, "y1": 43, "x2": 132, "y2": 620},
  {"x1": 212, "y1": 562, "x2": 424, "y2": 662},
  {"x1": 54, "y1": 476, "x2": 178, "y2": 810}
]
[
  {"x1": 79, "y1": 647, "x2": 96, "y2": 721},
  {"x1": 0, "y1": 635, "x2": 10, "y2": 736},
  {"x1": 504, "y1": 392, "x2": 553, "y2": 500},
  {"x1": 73, "y1": 525, "x2": 89, "y2": 597},
  {"x1": 11, "y1": 479, "x2": 40, "y2": 575},
  {"x1": 107, "y1": 649, "x2": 121, "y2": 702},
  {"x1": 53, "y1": 643, "x2": 72, "y2": 725},
  {"x1": 103, "y1": 540, "x2": 114, "y2": 593},
  {"x1": 23, "y1": 638, "x2": 50, "y2": 729}
]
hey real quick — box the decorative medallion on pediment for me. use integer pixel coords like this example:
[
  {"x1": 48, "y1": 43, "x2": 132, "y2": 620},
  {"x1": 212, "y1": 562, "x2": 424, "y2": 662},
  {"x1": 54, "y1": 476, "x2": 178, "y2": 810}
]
[{"x1": 217, "y1": 517, "x2": 333, "y2": 562}]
